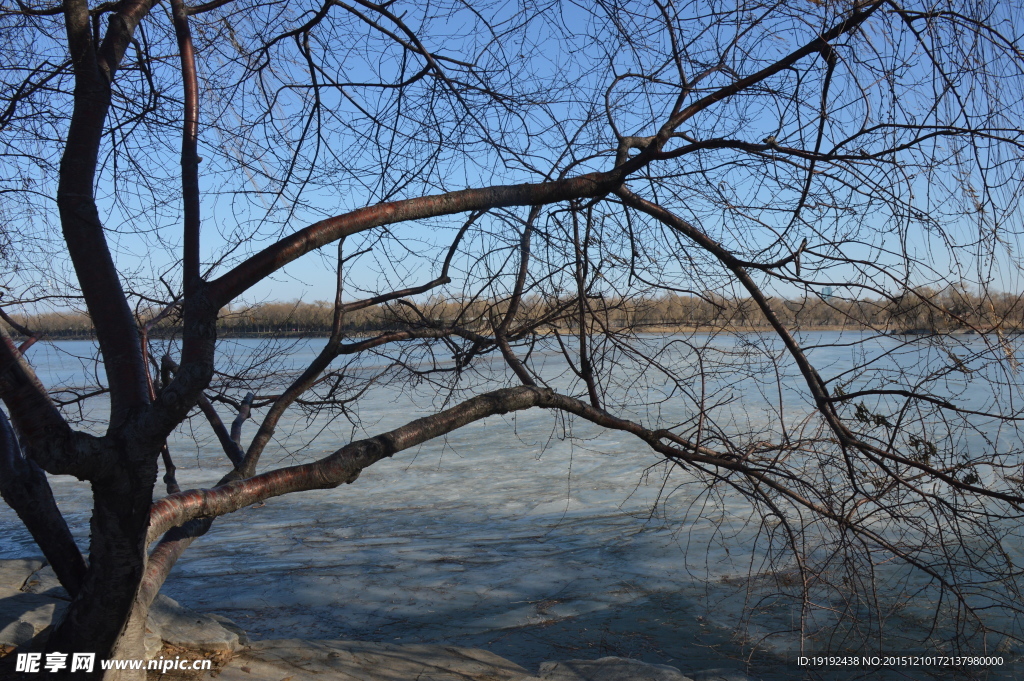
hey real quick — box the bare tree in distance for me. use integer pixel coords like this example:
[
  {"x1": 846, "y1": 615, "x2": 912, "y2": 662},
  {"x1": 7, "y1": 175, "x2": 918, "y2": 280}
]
[{"x1": 2, "y1": 0, "x2": 1024, "y2": 676}]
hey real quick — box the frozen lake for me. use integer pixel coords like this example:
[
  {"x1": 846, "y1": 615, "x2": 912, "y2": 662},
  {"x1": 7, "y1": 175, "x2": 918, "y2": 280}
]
[{"x1": 2, "y1": 332, "x2": 1022, "y2": 679}]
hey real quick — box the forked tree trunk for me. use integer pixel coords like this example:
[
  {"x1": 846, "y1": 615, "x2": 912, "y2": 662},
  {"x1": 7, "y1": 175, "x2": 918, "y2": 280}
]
[{"x1": 41, "y1": 441, "x2": 159, "y2": 681}]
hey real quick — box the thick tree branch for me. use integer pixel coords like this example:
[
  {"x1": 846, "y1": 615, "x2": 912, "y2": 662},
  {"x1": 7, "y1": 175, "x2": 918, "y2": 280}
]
[
  {"x1": 0, "y1": 409, "x2": 87, "y2": 597},
  {"x1": 0, "y1": 323, "x2": 99, "y2": 479},
  {"x1": 58, "y1": 0, "x2": 157, "y2": 421},
  {"x1": 94, "y1": 0, "x2": 154, "y2": 84},
  {"x1": 0, "y1": 305, "x2": 42, "y2": 353},
  {"x1": 207, "y1": 173, "x2": 625, "y2": 307},
  {"x1": 184, "y1": 0, "x2": 233, "y2": 15},
  {"x1": 140, "y1": 326, "x2": 181, "y2": 496},
  {"x1": 230, "y1": 391, "x2": 254, "y2": 445},
  {"x1": 170, "y1": 0, "x2": 201, "y2": 298},
  {"x1": 571, "y1": 206, "x2": 601, "y2": 409},
  {"x1": 161, "y1": 354, "x2": 243, "y2": 467},
  {"x1": 615, "y1": 187, "x2": 837, "y2": 420},
  {"x1": 139, "y1": 517, "x2": 209, "y2": 608},
  {"x1": 148, "y1": 386, "x2": 547, "y2": 538},
  {"x1": 196, "y1": 393, "x2": 244, "y2": 468},
  {"x1": 148, "y1": 386, "x2": 736, "y2": 540},
  {"x1": 495, "y1": 335, "x2": 538, "y2": 387},
  {"x1": 205, "y1": 4, "x2": 885, "y2": 316}
]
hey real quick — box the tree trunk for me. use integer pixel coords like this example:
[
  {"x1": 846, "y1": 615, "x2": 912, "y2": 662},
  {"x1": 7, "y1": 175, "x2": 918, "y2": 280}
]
[
  {"x1": 107, "y1": 597, "x2": 151, "y2": 681},
  {"x1": 44, "y1": 442, "x2": 158, "y2": 680}
]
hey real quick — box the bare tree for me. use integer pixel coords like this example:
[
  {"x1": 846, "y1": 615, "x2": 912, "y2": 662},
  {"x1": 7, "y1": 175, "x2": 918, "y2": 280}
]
[{"x1": 2, "y1": 0, "x2": 1024, "y2": 677}]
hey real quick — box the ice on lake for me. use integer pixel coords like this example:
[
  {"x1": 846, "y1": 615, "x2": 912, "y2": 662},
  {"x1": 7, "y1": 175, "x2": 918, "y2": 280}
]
[{"x1": 2, "y1": 333, "x2": 1023, "y2": 679}]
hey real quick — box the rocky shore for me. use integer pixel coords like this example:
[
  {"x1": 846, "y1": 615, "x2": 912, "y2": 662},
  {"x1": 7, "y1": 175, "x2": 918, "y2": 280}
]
[{"x1": 1, "y1": 558, "x2": 758, "y2": 680}]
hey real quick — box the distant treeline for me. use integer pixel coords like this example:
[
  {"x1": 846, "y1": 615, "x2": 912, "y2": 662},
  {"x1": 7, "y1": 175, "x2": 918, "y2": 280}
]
[{"x1": 7, "y1": 288, "x2": 1024, "y2": 339}]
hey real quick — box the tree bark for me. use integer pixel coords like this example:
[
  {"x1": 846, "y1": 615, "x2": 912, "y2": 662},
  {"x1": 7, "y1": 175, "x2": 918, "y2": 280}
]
[
  {"x1": 0, "y1": 411, "x2": 86, "y2": 597},
  {"x1": 45, "y1": 441, "x2": 159, "y2": 680}
]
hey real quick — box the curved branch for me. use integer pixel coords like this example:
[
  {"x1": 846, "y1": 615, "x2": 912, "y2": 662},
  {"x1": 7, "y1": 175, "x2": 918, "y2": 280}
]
[
  {"x1": 185, "y1": 0, "x2": 233, "y2": 15},
  {"x1": 230, "y1": 391, "x2": 254, "y2": 445},
  {"x1": 0, "y1": 305, "x2": 42, "y2": 353},
  {"x1": 656, "y1": 1, "x2": 885, "y2": 139},
  {"x1": 59, "y1": 0, "x2": 157, "y2": 420},
  {"x1": 148, "y1": 385, "x2": 741, "y2": 541},
  {"x1": 162, "y1": 354, "x2": 243, "y2": 467},
  {"x1": 207, "y1": 172, "x2": 624, "y2": 307},
  {"x1": 615, "y1": 188, "x2": 1024, "y2": 508},
  {"x1": 615, "y1": 187, "x2": 836, "y2": 419},
  {"x1": 147, "y1": 386, "x2": 542, "y2": 539},
  {"x1": 170, "y1": 0, "x2": 201, "y2": 297}
]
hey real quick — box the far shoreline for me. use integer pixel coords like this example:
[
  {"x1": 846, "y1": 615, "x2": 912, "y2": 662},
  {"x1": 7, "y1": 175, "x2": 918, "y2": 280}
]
[{"x1": 11, "y1": 324, "x2": 1021, "y2": 342}]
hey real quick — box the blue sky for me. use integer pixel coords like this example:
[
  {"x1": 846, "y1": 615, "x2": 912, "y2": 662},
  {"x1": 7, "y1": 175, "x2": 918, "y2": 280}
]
[{"x1": 3, "y1": 0, "x2": 1023, "y2": 313}]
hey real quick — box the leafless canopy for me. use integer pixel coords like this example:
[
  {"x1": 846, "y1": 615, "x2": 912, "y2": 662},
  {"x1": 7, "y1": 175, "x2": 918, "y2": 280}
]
[{"x1": 2, "y1": 0, "x2": 1024, "y2": 672}]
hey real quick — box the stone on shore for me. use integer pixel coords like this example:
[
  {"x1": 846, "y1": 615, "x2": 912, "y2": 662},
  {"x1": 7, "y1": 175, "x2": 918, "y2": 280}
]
[
  {"x1": 0, "y1": 558, "x2": 242, "y2": 657},
  {"x1": 212, "y1": 639, "x2": 536, "y2": 681},
  {"x1": 537, "y1": 657, "x2": 693, "y2": 681},
  {"x1": 1, "y1": 559, "x2": 761, "y2": 681},
  {"x1": 21, "y1": 565, "x2": 68, "y2": 599},
  {"x1": 147, "y1": 594, "x2": 243, "y2": 656},
  {"x1": 0, "y1": 586, "x2": 69, "y2": 648},
  {"x1": 689, "y1": 669, "x2": 759, "y2": 681},
  {"x1": 0, "y1": 558, "x2": 68, "y2": 649},
  {"x1": 0, "y1": 559, "x2": 44, "y2": 591},
  {"x1": 208, "y1": 643, "x2": 719, "y2": 681}
]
